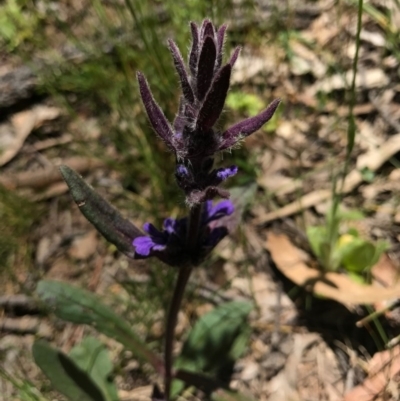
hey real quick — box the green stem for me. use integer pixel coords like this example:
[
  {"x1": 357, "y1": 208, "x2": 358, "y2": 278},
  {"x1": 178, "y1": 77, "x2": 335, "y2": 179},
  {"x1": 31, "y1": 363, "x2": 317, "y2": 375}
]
[{"x1": 340, "y1": 0, "x2": 363, "y2": 192}]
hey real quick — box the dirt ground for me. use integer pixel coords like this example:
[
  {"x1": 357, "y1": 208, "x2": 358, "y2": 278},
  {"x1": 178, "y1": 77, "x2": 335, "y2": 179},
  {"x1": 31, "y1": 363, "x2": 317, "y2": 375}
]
[{"x1": 1, "y1": 0, "x2": 400, "y2": 400}]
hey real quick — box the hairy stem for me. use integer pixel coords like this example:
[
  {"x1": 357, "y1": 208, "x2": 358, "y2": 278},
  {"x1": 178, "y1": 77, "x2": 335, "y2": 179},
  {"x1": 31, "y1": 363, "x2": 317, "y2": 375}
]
[{"x1": 164, "y1": 204, "x2": 202, "y2": 399}]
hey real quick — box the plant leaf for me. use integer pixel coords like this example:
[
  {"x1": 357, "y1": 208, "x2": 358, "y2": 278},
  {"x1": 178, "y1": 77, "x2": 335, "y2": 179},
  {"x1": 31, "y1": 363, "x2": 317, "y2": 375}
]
[
  {"x1": 36, "y1": 280, "x2": 164, "y2": 374},
  {"x1": 172, "y1": 301, "x2": 252, "y2": 397},
  {"x1": 306, "y1": 225, "x2": 328, "y2": 260},
  {"x1": 69, "y1": 336, "x2": 118, "y2": 401},
  {"x1": 32, "y1": 340, "x2": 107, "y2": 401},
  {"x1": 340, "y1": 239, "x2": 389, "y2": 273},
  {"x1": 266, "y1": 232, "x2": 400, "y2": 306},
  {"x1": 59, "y1": 165, "x2": 141, "y2": 259}
]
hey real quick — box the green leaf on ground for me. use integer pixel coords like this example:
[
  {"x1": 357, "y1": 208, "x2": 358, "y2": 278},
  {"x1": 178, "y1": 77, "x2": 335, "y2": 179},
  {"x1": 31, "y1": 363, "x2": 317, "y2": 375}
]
[
  {"x1": 69, "y1": 336, "x2": 118, "y2": 401},
  {"x1": 172, "y1": 301, "x2": 253, "y2": 397},
  {"x1": 36, "y1": 280, "x2": 163, "y2": 373},
  {"x1": 32, "y1": 340, "x2": 107, "y2": 401}
]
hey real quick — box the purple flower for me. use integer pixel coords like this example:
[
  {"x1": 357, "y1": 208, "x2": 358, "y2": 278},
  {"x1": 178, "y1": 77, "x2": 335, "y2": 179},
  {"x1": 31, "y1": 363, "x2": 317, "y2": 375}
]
[
  {"x1": 137, "y1": 19, "x2": 280, "y2": 205},
  {"x1": 133, "y1": 200, "x2": 234, "y2": 267}
]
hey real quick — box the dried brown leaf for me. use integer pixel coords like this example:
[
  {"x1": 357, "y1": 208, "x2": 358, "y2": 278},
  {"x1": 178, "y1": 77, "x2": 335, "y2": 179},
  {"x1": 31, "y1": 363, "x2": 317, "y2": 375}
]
[
  {"x1": 0, "y1": 156, "x2": 103, "y2": 190},
  {"x1": 266, "y1": 232, "x2": 400, "y2": 306},
  {"x1": 0, "y1": 105, "x2": 60, "y2": 166},
  {"x1": 344, "y1": 346, "x2": 400, "y2": 401}
]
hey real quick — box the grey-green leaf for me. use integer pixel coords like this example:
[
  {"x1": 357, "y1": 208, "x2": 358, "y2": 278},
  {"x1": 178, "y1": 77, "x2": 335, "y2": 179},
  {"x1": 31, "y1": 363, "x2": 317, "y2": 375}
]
[
  {"x1": 32, "y1": 340, "x2": 107, "y2": 401},
  {"x1": 172, "y1": 301, "x2": 252, "y2": 396},
  {"x1": 59, "y1": 165, "x2": 142, "y2": 259},
  {"x1": 36, "y1": 280, "x2": 163, "y2": 373}
]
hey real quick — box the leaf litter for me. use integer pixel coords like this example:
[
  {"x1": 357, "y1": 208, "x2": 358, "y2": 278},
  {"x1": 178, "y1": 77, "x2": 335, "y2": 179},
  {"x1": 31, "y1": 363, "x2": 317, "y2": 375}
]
[{"x1": 2, "y1": 0, "x2": 400, "y2": 400}]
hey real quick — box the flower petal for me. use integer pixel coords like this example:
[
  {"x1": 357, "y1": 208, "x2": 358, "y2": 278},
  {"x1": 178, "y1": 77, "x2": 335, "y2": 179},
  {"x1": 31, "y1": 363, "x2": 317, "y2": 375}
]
[
  {"x1": 205, "y1": 199, "x2": 235, "y2": 223},
  {"x1": 216, "y1": 165, "x2": 238, "y2": 181},
  {"x1": 133, "y1": 236, "x2": 157, "y2": 256}
]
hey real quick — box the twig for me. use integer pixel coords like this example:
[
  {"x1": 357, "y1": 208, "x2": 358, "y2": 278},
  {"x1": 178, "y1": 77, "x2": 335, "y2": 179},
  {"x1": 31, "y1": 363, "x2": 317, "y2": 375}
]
[
  {"x1": 356, "y1": 300, "x2": 400, "y2": 328},
  {"x1": 0, "y1": 294, "x2": 38, "y2": 314},
  {"x1": 0, "y1": 157, "x2": 104, "y2": 190},
  {"x1": 0, "y1": 317, "x2": 52, "y2": 337},
  {"x1": 29, "y1": 133, "x2": 73, "y2": 152}
]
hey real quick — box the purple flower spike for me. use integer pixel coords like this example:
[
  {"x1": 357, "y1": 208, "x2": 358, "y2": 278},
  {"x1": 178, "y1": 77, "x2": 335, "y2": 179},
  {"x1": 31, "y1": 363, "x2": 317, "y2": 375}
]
[
  {"x1": 63, "y1": 19, "x2": 281, "y2": 272},
  {"x1": 136, "y1": 19, "x2": 281, "y2": 205}
]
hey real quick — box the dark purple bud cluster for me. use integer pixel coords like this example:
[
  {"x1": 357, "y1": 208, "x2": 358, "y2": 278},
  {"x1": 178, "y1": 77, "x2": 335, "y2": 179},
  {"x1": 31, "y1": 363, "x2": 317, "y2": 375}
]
[{"x1": 137, "y1": 19, "x2": 280, "y2": 205}]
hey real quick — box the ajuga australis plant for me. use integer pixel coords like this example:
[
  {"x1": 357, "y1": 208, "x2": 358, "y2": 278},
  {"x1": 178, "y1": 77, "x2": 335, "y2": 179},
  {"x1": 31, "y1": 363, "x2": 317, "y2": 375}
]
[{"x1": 37, "y1": 19, "x2": 280, "y2": 401}]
